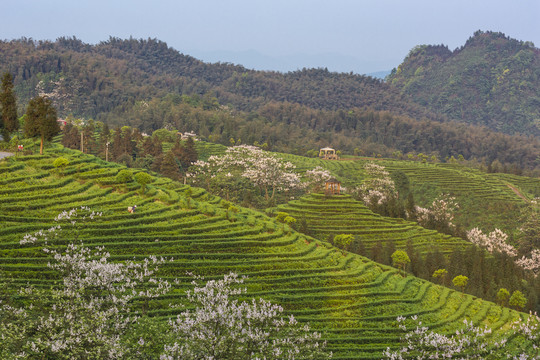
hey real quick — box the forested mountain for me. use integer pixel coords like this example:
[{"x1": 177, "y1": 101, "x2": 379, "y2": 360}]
[
  {"x1": 388, "y1": 31, "x2": 540, "y2": 136},
  {"x1": 2, "y1": 35, "x2": 540, "y2": 171},
  {"x1": 0, "y1": 36, "x2": 441, "y2": 121}
]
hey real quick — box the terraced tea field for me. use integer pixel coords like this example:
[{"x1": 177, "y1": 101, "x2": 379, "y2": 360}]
[
  {"x1": 0, "y1": 147, "x2": 533, "y2": 359},
  {"x1": 276, "y1": 153, "x2": 529, "y2": 232},
  {"x1": 277, "y1": 193, "x2": 470, "y2": 256}
]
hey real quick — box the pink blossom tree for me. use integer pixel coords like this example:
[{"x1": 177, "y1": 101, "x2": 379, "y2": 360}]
[{"x1": 516, "y1": 249, "x2": 540, "y2": 276}]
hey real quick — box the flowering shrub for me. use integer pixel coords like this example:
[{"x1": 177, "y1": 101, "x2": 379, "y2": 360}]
[{"x1": 333, "y1": 234, "x2": 354, "y2": 250}]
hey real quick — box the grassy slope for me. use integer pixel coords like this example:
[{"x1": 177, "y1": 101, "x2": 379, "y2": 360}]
[{"x1": 0, "y1": 145, "x2": 534, "y2": 359}]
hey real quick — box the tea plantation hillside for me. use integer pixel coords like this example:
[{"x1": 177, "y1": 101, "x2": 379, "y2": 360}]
[
  {"x1": 276, "y1": 193, "x2": 470, "y2": 256},
  {"x1": 272, "y1": 151, "x2": 531, "y2": 233},
  {"x1": 0, "y1": 147, "x2": 536, "y2": 358}
]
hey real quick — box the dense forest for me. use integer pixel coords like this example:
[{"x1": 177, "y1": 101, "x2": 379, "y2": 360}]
[
  {"x1": 388, "y1": 31, "x2": 540, "y2": 136},
  {"x1": 2, "y1": 34, "x2": 540, "y2": 172},
  {"x1": 0, "y1": 36, "x2": 440, "y2": 121}
]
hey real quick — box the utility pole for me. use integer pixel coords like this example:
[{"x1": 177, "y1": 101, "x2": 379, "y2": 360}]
[
  {"x1": 106, "y1": 142, "x2": 110, "y2": 162},
  {"x1": 80, "y1": 131, "x2": 84, "y2": 153}
]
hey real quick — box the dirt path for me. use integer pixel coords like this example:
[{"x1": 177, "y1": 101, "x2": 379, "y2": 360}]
[
  {"x1": 0, "y1": 151, "x2": 14, "y2": 160},
  {"x1": 506, "y1": 183, "x2": 529, "y2": 202}
]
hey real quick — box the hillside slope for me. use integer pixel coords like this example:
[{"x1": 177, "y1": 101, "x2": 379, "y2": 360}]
[
  {"x1": 0, "y1": 147, "x2": 534, "y2": 359},
  {"x1": 274, "y1": 152, "x2": 529, "y2": 233},
  {"x1": 388, "y1": 31, "x2": 540, "y2": 136}
]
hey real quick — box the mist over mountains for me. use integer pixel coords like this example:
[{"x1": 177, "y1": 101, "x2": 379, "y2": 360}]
[{"x1": 186, "y1": 48, "x2": 391, "y2": 77}]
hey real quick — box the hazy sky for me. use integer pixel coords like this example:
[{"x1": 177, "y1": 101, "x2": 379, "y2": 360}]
[{"x1": 2, "y1": 0, "x2": 539, "y2": 74}]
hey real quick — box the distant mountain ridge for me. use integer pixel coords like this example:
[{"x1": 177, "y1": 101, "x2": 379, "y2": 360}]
[
  {"x1": 388, "y1": 30, "x2": 540, "y2": 136},
  {"x1": 0, "y1": 36, "x2": 443, "y2": 122}
]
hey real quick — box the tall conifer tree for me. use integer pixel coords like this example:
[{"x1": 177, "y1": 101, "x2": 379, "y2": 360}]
[
  {"x1": 160, "y1": 151, "x2": 182, "y2": 180},
  {"x1": 0, "y1": 72, "x2": 19, "y2": 141}
]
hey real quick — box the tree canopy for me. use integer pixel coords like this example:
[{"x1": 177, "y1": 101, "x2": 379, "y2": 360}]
[
  {"x1": 23, "y1": 96, "x2": 59, "y2": 154},
  {"x1": 0, "y1": 72, "x2": 18, "y2": 141}
]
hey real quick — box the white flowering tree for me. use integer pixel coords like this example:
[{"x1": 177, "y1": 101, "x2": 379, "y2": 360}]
[
  {"x1": 2, "y1": 207, "x2": 171, "y2": 359},
  {"x1": 304, "y1": 166, "x2": 332, "y2": 192},
  {"x1": 161, "y1": 272, "x2": 331, "y2": 360},
  {"x1": 516, "y1": 249, "x2": 540, "y2": 276},
  {"x1": 414, "y1": 194, "x2": 459, "y2": 233},
  {"x1": 188, "y1": 145, "x2": 303, "y2": 203},
  {"x1": 28, "y1": 244, "x2": 169, "y2": 359},
  {"x1": 358, "y1": 162, "x2": 397, "y2": 207},
  {"x1": 383, "y1": 314, "x2": 540, "y2": 359},
  {"x1": 467, "y1": 228, "x2": 517, "y2": 257}
]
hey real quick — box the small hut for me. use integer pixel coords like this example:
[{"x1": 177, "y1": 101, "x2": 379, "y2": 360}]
[
  {"x1": 319, "y1": 147, "x2": 339, "y2": 160},
  {"x1": 325, "y1": 178, "x2": 341, "y2": 195}
]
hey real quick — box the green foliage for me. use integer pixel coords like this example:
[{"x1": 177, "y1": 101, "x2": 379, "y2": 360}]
[
  {"x1": 333, "y1": 234, "x2": 354, "y2": 250},
  {"x1": 53, "y1": 157, "x2": 69, "y2": 169},
  {"x1": 390, "y1": 170, "x2": 411, "y2": 198},
  {"x1": 23, "y1": 96, "x2": 60, "y2": 154},
  {"x1": 452, "y1": 275, "x2": 469, "y2": 292},
  {"x1": 134, "y1": 171, "x2": 153, "y2": 194},
  {"x1": 497, "y1": 288, "x2": 510, "y2": 306},
  {"x1": 432, "y1": 268, "x2": 448, "y2": 285},
  {"x1": 151, "y1": 128, "x2": 177, "y2": 142},
  {"x1": 389, "y1": 31, "x2": 540, "y2": 137},
  {"x1": 160, "y1": 151, "x2": 182, "y2": 180},
  {"x1": 283, "y1": 215, "x2": 296, "y2": 226},
  {"x1": 52, "y1": 157, "x2": 69, "y2": 175},
  {"x1": 115, "y1": 169, "x2": 133, "y2": 190},
  {"x1": 509, "y1": 290, "x2": 527, "y2": 310},
  {"x1": 0, "y1": 72, "x2": 19, "y2": 142},
  {"x1": 391, "y1": 250, "x2": 410, "y2": 275},
  {"x1": 275, "y1": 211, "x2": 290, "y2": 223}
]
